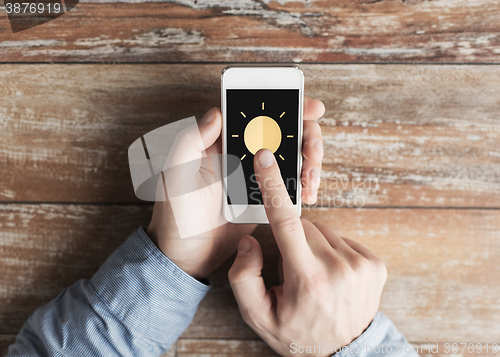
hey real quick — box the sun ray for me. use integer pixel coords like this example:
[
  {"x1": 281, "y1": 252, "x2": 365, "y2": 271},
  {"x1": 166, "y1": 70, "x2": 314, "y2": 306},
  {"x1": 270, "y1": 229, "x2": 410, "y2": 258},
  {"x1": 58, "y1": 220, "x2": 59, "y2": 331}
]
[
  {"x1": 262, "y1": 102, "x2": 264, "y2": 110},
  {"x1": 232, "y1": 134, "x2": 239, "y2": 137},
  {"x1": 241, "y1": 154, "x2": 247, "y2": 160},
  {"x1": 279, "y1": 154, "x2": 285, "y2": 161},
  {"x1": 286, "y1": 135, "x2": 293, "y2": 138},
  {"x1": 240, "y1": 111, "x2": 246, "y2": 118},
  {"x1": 280, "y1": 112, "x2": 285, "y2": 118}
]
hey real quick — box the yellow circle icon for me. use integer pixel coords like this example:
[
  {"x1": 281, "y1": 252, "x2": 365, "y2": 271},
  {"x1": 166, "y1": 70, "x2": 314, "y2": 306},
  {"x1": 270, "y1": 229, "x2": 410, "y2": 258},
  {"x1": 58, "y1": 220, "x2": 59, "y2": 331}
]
[{"x1": 244, "y1": 115, "x2": 282, "y2": 155}]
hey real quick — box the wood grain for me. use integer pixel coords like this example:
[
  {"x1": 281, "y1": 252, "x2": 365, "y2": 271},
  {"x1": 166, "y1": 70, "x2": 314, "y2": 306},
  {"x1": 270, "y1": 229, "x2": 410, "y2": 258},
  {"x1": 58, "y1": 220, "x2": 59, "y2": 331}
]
[
  {"x1": 0, "y1": 335, "x2": 16, "y2": 356},
  {"x1": 1, "y1": 64, "x2": 499, "y2": 206},
  {"x1": 417, "y1": 343, "x2": 500, "y2": 357},
  {"x1": 161, "y1": 342, "x2": 177, "y2": 357},
  {"x1": 1, "y1": 1, "x2": 500, "y2": 63},
  {"x1": 1, "y1": 204, "x2": 499, "y2": 343},
  {"x1": 4, "y1": 335, "x2": 500, "y2": 357},
  {"x1": 177, "y1": 338, "x2": 278, "y2": 357},
  {"x1": 0, "y1": 204, "x2": 152, "y2": 334},
  {"x1": 176, "y1": 339, "x2": 500, "y2": 357},
  {"x1": 1, "y1": 0, "x2": 498, "y2": 353},
  {"x1": 185, "y1": 208, "x2": 500, "y2": 343},
  {"x1": 0, "y1": 334, "x2": 177, "y2": 356}
]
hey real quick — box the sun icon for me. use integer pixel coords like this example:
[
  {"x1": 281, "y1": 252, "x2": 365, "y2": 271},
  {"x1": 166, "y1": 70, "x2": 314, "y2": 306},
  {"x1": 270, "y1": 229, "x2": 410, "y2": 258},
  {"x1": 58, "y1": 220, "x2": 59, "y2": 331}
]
[{"x1": 233, "y1": 102, "x2": 292, "y2": 161}]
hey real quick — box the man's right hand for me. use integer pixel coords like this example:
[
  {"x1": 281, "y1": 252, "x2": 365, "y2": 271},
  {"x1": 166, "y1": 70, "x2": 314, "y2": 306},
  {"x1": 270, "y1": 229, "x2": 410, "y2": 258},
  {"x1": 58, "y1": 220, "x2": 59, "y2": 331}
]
[{"x1": 228, "y1": 148, "x2": 388, "y2": 357}]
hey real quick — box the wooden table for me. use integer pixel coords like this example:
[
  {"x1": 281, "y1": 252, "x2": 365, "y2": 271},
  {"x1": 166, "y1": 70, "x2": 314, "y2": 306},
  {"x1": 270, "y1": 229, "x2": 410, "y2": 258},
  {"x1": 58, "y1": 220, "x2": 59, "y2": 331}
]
[{"x1": 1, "y1": 1, "x2": 500, "y2": 356}]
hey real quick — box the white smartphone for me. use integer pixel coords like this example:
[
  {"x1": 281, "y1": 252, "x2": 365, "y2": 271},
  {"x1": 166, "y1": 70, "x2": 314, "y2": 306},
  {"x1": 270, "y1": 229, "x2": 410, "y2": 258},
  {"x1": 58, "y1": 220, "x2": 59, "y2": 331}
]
[{"x1": 221, "y1": 65, "x2": 304, "y2": 224}]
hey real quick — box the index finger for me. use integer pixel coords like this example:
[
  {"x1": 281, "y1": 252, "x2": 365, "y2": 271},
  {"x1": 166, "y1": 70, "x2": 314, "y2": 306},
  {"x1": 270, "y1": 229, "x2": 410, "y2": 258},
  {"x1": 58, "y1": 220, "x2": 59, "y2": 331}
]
[{"x1": 254, "y1": 149, "x2": 314, "y2": 266}]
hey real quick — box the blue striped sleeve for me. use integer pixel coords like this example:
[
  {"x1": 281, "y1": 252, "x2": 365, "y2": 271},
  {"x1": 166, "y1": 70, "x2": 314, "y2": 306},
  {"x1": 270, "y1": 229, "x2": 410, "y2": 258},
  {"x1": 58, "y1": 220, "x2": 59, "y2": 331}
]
[
  {"x1": 7, "y1": 227, "x2": 211, "y2": 357},
  {"x1": 335, "y1": 311, "x2": 420, "y2": 357}
]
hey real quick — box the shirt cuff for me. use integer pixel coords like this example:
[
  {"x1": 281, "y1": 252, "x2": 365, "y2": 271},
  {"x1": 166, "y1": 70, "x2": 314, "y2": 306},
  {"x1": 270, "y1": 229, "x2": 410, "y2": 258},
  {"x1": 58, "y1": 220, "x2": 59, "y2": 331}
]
[
  {"x1": 90, "y1": 227, "x2": 211, "y2": 343},
  {"x1": 335, "y1": 311, "x2": 417, "y2": 357}
]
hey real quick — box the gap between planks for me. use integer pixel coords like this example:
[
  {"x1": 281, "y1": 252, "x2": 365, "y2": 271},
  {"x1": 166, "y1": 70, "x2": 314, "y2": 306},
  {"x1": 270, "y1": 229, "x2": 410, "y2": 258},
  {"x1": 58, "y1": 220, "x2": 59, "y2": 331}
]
[
  {"x1": 0, "y1": 202, "x2": 499, "y2": 210},
  {"x1": 1, "y1": 62, "x2": 500, "y2": 65}
]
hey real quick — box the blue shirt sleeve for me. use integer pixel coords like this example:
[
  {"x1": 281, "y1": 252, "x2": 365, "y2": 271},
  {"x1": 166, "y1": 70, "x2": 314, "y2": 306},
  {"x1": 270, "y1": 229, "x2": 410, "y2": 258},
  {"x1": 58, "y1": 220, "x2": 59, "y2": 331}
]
[
  {"x1": 8, "y1": 227, "x2": 418, "y2": 357},
  {"x1": 7, "y1": 227, "x2": 210, "y2": 357},
  {"x1": 335, "y1": 311, "x2": 420, "y2": 357}
]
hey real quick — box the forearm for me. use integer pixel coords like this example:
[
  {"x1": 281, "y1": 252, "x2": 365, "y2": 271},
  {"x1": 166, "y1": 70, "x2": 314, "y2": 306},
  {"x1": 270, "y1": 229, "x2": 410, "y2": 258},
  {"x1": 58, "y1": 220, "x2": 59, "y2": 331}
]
[{"x1": 7, "y1": 227, "x2": 210, "y2": 357}]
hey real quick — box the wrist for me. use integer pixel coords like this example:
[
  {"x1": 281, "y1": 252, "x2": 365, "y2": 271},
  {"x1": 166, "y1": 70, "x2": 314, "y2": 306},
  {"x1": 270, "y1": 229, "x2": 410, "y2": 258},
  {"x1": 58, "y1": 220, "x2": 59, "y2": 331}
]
[{"x1": 145, "y1": 224, "x2": 210, "y2": 281}]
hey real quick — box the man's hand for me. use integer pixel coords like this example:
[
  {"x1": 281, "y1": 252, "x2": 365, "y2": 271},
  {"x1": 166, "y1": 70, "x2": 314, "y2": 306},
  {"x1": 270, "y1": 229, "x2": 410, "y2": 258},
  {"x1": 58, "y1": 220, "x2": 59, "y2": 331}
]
[
  {"x1": 228, "y1": 149, "x2": 388, "y2": 356},
  {"x1": 147, "y1": 97, "x2": 325, "y2": 280}
]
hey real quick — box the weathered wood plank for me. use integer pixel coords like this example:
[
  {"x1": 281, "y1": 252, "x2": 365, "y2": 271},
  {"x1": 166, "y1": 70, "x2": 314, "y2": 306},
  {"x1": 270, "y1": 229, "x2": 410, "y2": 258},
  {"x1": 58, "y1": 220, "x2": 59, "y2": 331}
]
[
  {"x1": 161, "y1": 342, "x2": 177, "y2": 357},
  {"x1": 177, "y1": 338, "x2": 278, "y2": 357},
  {"x1": 4, "y1": 334, "x2": 500, "y2": 357},
  {"x1": 0, "y1": 204, "x2": 152, "y2": 334},
  {"x1": 176, "y1": 339, "x2": 500, "y2": 357},
  {"x1": 311, "y1": 66, "x2": 500, "y2": 208},
  {"x1": 0, "y1": 335, "x2": 16, "y2": 356},
  {"x1": 312, "y1": 208, "x2": 500, "y2": 343},
  {"x1": 417, "y1": 343, "x2": 500, "y2": 357},
  {"x1": 1, "y1": 64, "x2": 499, "y2": 206},
  {"x1": 184, "y1": 208, "x2": 500, "y2": 343},
  {"x1": 0, "y1": 334, "x2": 177, "y2": 356},
  {"x1": 1, "y1": 1, "x2": 500, "y2": 63},
  {"x1": 1, "y1": 204, "x2": 499, "y2": 342}
]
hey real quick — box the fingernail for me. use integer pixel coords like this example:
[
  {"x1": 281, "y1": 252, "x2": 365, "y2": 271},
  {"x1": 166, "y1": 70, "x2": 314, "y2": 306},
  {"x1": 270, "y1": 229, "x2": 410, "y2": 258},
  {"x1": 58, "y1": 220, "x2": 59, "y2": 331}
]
[
  {"x1": 258, "y1": 149, "x2": 274, "y2": 168},
  {"x1": 314, "y1": 139, "x2": 323, "y2": 156},
  {"x1": 202, "y1": 108, "x2": 216, "y2": 124},
  {"x1": 311, "y1": 166, "x2": 321, "y2": 185},
  {"x1": 238, "y1": 236, "x2": 252, "y2": 255}
]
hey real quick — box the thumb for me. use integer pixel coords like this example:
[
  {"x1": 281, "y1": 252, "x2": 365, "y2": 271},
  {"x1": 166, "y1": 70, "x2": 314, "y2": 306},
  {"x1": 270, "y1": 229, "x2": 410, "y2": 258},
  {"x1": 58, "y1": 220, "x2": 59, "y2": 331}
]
[
  {"x1": 162, "y1": 108, "x2": 222, "y2": 196},
  {"x1": 228, "y1": 236, "x2": 273, "y2": 329},
  {"x1": 165, "y1": 107, "x2": 222, "y2": 170},
  {"x1": 196, "y1": 107, "x2": 223, "y2": 154}
]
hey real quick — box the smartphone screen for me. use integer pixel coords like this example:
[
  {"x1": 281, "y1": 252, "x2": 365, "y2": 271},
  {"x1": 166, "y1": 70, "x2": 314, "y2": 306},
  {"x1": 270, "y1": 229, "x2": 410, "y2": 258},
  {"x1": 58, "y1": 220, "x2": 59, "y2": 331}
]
[{"x1": 226, "y1": 89, "x2": 299, "y2": 205}]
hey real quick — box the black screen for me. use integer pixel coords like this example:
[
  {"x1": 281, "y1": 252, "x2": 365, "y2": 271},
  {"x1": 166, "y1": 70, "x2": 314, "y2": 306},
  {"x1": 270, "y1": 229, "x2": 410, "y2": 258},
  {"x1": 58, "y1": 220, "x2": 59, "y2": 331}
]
[{"x1": 226, "y1": 89, "x2": 299, "y2": 205}]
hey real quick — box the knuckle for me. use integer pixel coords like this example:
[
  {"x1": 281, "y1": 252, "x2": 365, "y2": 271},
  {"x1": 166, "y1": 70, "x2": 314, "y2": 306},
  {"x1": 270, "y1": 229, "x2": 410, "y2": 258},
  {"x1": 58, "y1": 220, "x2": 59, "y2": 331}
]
[
  {"x1": 335, "y1": 260, "x2": 356, "y2": 282},
  {"x1": 177, "y1": 127, "x2": 194, "y2": 143},
  {"x1": 228, "y1": 266, "x2": 247, "y2": 285},
  {"x1": 240, "y1": 308, "x2": 254, "y2": 326},
  {"x1": 304, "y1": 119, "x2": 321, "y2": 133},
  {"x1": 174, "y1": 132, "x2": 196, "y2": 153},
  {"x1": 227, "y1": 266, "x2": 237, "y2": 282},
  {"x1": 301, "y1": 268, "x2": 327, "y2": 294},
  {"x1": 351, "y1": 254, "x2": 371, "y2": 272},
  {"x1": 375, "y1": 258, "x2": 388, "y2": 282},
  {"x1": 350, "y1": 253, "x2": 387, "y2": 282},
  {"x1": 242, "y1": 308, "x2": 268, "y2": 332},
  {"x1": 274, "y1": 216, "x2": 303, "y2": 234},
  {"x1": 262, "y1": 176, "x2": 286, "y2": 191}
]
